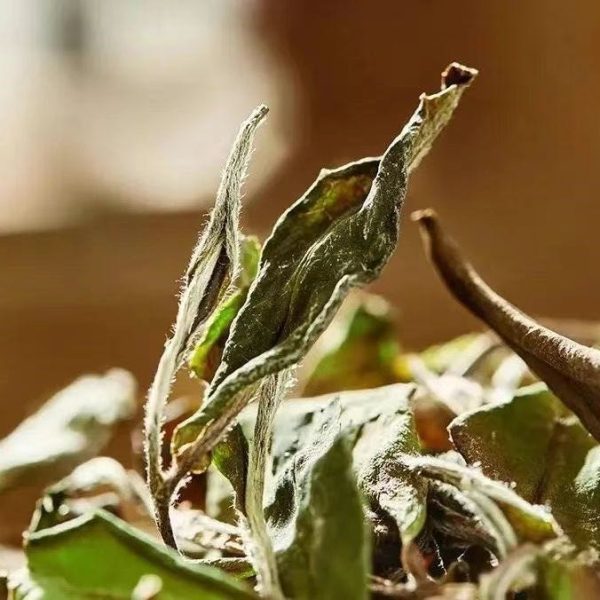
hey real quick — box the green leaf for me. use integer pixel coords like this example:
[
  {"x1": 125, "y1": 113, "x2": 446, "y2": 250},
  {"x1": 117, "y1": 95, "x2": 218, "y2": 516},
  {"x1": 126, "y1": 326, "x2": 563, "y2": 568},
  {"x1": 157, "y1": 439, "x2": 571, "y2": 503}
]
[
  {"x1": 237, "y1": 384, "x2": 425, "y2": 570},
  {"x1": 302, "y1": 294, "x2": 403, "y2": 395},
  {"x1": 353, "y1": 407, "x2": 427, "y2": 545},
  {"x1": 0, "y1": 370, "x2": 135, "y2": 493},
  {"x1": 8, "y1": 510, "x2": 256, "y2": 599},
  {"x1": 189, "y1": 236, "x2": 261, "y2": 381},
  {"x1": 172, "y1": 64, "x2": 477, "y2": 458},
  {"x1": 450, "y1": 383, "x2": 600, "y2": 551},
  {"x1": 265, "y1": 401, "x2": 369, "y2": 600}
]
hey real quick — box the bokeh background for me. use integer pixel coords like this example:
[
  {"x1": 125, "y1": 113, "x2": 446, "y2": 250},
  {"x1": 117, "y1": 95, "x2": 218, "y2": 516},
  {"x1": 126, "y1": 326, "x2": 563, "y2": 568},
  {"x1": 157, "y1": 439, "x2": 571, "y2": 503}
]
[{"x1": 2, "y1": 0, "x2": 600, "y2": 530}]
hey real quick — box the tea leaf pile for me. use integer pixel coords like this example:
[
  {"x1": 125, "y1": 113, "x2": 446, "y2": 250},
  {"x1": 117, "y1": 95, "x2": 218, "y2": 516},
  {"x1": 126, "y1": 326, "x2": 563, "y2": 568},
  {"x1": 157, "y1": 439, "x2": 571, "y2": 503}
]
[{"x1": 3, "y1": 62, "x2": 600, "y2": 599}]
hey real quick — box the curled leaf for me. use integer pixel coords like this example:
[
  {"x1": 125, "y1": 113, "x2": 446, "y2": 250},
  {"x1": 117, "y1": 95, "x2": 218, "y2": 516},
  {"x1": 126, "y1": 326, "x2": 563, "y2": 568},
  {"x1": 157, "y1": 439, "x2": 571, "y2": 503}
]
[
  {"x1": 189, "y1": 236, "x2": 261, "y2": 381},
  {"x1": 173, "y1": 63, "x2": 477, "y2": 470},
  {"x1": 414, "y1": 208, "x2": 600, "y2": 442},
  {"x1": 235, "y1": 383, "x2": 422, "y2": 575},
  {"x1": 0, "y1": 370, "x2": 135, "y2": 493},
  {"x1": 144, "y1": 105, "x2": 268, "y2": 545},
  {"x1": 406, "y1": 455, "x2": 559, "y2": 550}
]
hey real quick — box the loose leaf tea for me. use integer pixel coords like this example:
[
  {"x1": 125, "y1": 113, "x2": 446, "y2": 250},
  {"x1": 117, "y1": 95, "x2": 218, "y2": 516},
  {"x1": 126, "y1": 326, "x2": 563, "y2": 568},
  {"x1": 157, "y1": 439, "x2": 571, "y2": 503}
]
[
  {"x1": 6, "y1": 61, "x2": 600, "y2": 600},
  {"x1": 8, "y1": 511, "x2": 255, "y2": 599}
]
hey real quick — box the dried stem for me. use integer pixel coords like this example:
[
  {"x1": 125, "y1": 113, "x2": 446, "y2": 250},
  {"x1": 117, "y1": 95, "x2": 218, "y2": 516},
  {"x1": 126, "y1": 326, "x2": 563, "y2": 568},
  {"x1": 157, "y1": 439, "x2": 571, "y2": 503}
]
[
  {"x1": 242, "y1": 374, "x2": 290, "y2": 600},
  {"x1": 413, "y1": 209, "x2": 600, "y2": 443}
]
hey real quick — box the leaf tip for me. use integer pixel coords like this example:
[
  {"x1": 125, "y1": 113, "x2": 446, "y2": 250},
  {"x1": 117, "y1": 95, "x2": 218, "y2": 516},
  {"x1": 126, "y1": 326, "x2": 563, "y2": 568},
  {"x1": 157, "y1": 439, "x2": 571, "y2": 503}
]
[
  {"x1": 410, "y1": 208, "x2": 440, "y2": 250},
  {"x1": 441, "y1": 63, "x2": 479, "y2": 89},
  {"x1": 251, "y1": 104, "x2": 270, "y2": 123}
]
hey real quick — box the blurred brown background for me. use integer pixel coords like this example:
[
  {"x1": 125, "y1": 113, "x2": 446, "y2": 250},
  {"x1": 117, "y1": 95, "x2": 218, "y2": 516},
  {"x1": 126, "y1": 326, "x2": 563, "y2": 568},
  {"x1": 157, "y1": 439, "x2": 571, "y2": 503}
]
[{"x1": 1, "y1": 1, "x2": 600, "y2": 467}]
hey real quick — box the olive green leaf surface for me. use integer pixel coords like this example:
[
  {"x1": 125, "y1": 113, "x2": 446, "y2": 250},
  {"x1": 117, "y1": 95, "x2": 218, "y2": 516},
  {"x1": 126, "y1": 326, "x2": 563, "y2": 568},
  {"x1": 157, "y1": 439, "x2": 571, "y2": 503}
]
[
  {"x1": 8, "y1": 510, "x2": 256, "y2": 599},
  {"x1": 450, "y1": 383, "x2": 600, "y2": 552},
  {"x1": 238, "y1": 385, "x2": 427, "y2": 565},
  {"x1": 0, "y1": 370, "x2": 136, "y2": 493},
  {"x1": 172, "y1": 64, "x2": 477, "y2": 460},
  {"x1": 264, "y1": 401, "x2": 369, "y2": 600}
]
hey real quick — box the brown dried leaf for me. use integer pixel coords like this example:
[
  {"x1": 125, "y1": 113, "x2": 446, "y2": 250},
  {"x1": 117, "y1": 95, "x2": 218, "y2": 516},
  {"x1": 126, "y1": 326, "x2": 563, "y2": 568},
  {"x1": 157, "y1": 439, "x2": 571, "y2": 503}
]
[{"x1": 413, "y1": 209, "x2": 600, "y2": 443}]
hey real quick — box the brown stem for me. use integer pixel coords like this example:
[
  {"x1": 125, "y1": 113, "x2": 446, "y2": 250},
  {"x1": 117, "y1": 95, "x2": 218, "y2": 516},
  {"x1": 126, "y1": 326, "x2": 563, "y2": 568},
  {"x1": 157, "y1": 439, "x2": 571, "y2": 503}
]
[{"x1": 413, "y1": 208, "x2": 600, "y2": 442}]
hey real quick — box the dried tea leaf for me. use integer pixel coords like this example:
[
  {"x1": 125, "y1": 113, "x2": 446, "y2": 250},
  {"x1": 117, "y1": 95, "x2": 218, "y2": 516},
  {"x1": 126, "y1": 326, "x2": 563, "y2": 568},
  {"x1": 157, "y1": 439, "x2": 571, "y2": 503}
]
[
  {"x1": 0, "y1": 369, "x2": 135, "y2": 493},
  {"x1": 353, "y1": 407, "x2": 427, "y2": 545},
  {"x1": 414, "y1": 209, "x2": 600, "y2": 443},
  {"x1": 302, "y1": 294, "x2": 403, "y2": 396},
  {"x1": 144, "y1": 105, "x2": 268, "y2": 545},
  {"x1": 172, "y1": 64, "x2": 477, "y2": 461},
  {"x1": 265, "y1": 401, "x2": 369, "y2": 600},
  {"x1": 189, "y1": 236, "x2": 261, "y2": 381},
  {"x1": 211, "y1": 424, "x2": 250, "y2": 515},
  {"x1": 171, "y1": 508, "x2": 244, "y2": 558},
  {"x1": 242, "y1": 373, "x2": 291, "y2": 600},
  {"x1": 8, "y1": 510, "x2": 255, "y2": 599},
  {"x1": 407, "y1": 455, "x2": 559, "y2": 552},
  {"x1": 237, "y1": 383, "x2": 425, "y2": 571},
  {"x1": 450, "y1": 384, "x2": 562, "y2": 501},
  {"x1": 451, "y1": 383, "x2": 600, "y2": 552}
]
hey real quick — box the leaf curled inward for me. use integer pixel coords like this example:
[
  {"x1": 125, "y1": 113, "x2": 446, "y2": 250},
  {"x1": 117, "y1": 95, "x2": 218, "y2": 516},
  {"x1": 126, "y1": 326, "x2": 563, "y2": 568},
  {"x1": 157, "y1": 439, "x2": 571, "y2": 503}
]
[
  {"x1": 413, "y1": 208, "x2": 600, "y2": 443},
  {"x1": 172, "y1": 63, "x2": 477, "y2": 469},
  {"x1": 144, "y1": 105, "x2": 268, "y2": 545}
]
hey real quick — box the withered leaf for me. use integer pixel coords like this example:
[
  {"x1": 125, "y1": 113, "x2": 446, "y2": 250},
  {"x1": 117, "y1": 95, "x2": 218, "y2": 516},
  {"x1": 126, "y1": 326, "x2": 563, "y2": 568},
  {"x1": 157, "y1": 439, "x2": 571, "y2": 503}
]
[
  {"x1": 189, "y1": 236, "x2": 261, "y2": 381},
  {"x1": 173, "y1": 63, "x2": 477, "y2": 465},
  {"x1": 406, "y1": 454, "x2": 559, "y2": 556},
  {"x1": 235, "y1": 384, "x2": 426, "y2": 571},
  {"x1": 0, "y1": 370, "x2": 135, "y2": 493},
  {"x1": 264, "y1": 401, "x2": 369, "y2": 600},
  {"x1": 144, "y1": 105, "x2": 268, "y2": 545},
  {"x1": 451, "y1": 383, "x2": 600, "y2": 552},
  {"x1": 414, "y1": 208, "x2": 600, "y2": 443}
]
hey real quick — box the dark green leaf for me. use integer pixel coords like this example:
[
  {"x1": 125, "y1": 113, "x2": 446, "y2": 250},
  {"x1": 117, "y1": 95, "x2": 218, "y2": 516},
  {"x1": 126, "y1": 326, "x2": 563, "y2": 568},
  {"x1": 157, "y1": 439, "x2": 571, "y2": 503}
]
[
  {"x1": 238, "y1": 384, "x2": 425, "y2": 571},
  {"x1": 265, "y1": 401, "x2": 369, "y2": 600}
]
